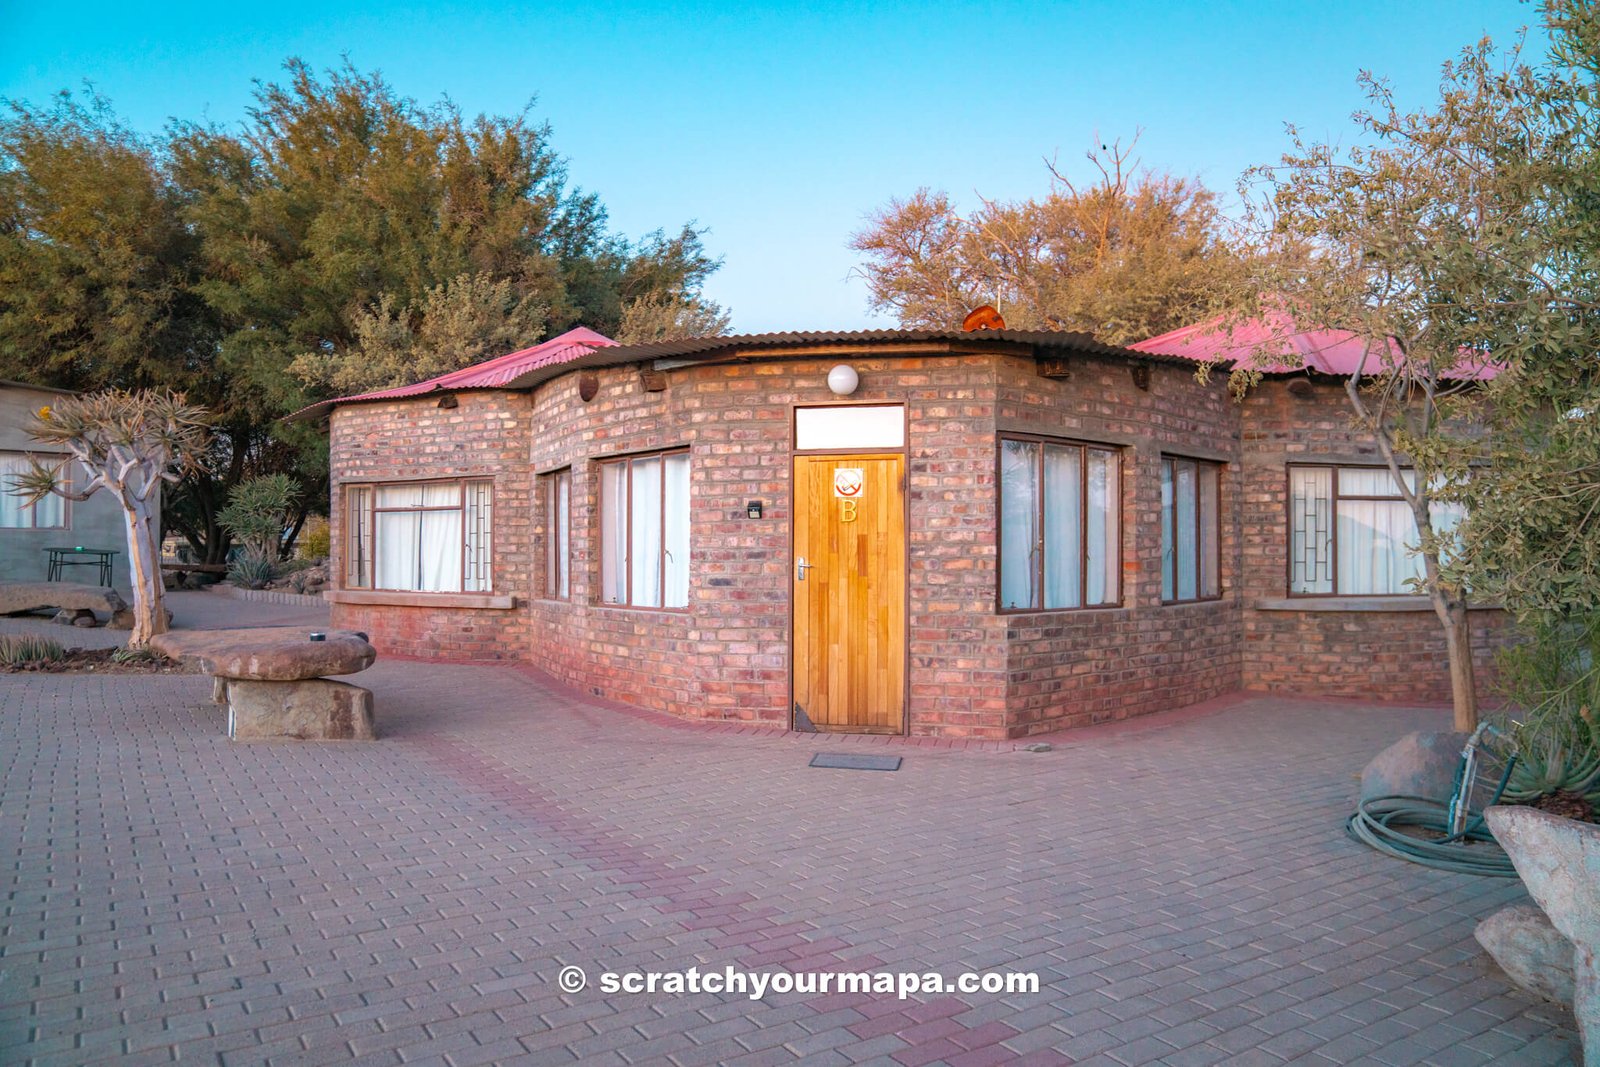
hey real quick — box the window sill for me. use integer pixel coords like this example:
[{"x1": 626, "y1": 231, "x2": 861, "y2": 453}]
[
  {"x1": 325, "y1": 589, "x2": 516, "y2": 610},
  {"x1": 1253, "y1": 596, "x2": 1500, "y2": 613}
]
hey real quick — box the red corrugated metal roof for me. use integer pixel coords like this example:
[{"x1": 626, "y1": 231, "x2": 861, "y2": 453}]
[
  {"x1": 1130, "y1": 311, "x2": 1498, "y2": 379},
  {"x1": 287, "y1": 325, "x2": 1183, "y2": 421},
  {"x1": 286, "y1": 326, "x2": 617, "y2": 421}
]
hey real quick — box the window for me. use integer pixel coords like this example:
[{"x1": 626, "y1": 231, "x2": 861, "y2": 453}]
[
  {"x1": 1, "y1": 452, "x2": 67, "y2": 529},
  {"x1": 545, "y1": 468, "x2": 571, "y2": 599},
  {"x1": 999, "y1": 437, "x2": 1120, "y2": 611},
  {"x1": 1161, "y1": 457, "x2": 1221, "y2": 602},
  {"x1": 599, "y1": 451, "x2": 689, "y2": 608},
  {"x1": 1289, "y1": 465, "x2": 1465, "y2": 595},
  {"x1": 344, "y1": 480, "x2": 493, "y2": 592},
  {"x1": 794, "y1": 405, "x2": 905, "y2": 450}
]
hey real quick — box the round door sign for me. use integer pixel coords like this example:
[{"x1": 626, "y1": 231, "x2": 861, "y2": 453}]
[{"x1": 833, "y1": 468, "x2": 864, "y2": 498}]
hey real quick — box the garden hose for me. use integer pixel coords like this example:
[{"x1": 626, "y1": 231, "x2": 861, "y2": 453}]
[{"x1": 1345, "y1": 751, "x2": 1521, "y2": 877}]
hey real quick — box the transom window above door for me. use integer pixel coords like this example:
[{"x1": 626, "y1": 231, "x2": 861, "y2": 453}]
[{"x1": 794, "y1": 405, "x2": 905, "y2": 451}]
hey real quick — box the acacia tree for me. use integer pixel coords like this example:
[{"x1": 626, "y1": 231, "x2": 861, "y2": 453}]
[
  {"x1": 850, "y1": 139, "x2": 1249, "y2": 343},
  {"x1": 1224, "y1": 26, "x2": 1584, "y2": 731},
  {"x1": 12, "y1": 391, "x2": 209, "y2": 646}
]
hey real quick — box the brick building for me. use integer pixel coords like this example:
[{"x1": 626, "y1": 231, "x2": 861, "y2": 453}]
[{"x1": 291, "y1": 322, "x2": 1505, "y2": 739}]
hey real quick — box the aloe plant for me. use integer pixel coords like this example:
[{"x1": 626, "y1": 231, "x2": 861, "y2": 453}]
[{"x1": 0, "y1": 635, "x2": 65, "y2": 667}]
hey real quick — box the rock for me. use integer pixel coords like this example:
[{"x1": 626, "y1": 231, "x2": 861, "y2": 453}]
[
  {"x1": 150, "y1": 627, "x2": 375, "y2": 681},
  {"x1": 1, "y1": 581, "x2": 126, "y2": 617},
  {"x1": 1476, "y1": 904, "x2": 1577, "y2": 1005},
  {"x1": 226, "y1": 678, "x2": 376, "y2": 741},
  {"x1": 1360, "y1": 731, "x2": 1469, "y2": 803},
  {"x1": 72, "y1": 612, "x2": 99, "y2": 628},
  {"x1": 107, "y1": 606, "x2": 174, "y2": 631},
  {"x1": 211, "y1": 676, "x2": 228, "y2": 705},
  {"x1": 1486, "y1": 806, "x2": 1600, "y2": 1061}
]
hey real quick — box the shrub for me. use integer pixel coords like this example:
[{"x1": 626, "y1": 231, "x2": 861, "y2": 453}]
[
  {"x1": 1492, "y1": 615, "x2": 1600, "y2": 819},
  {"x1": 296, "y1": 516, "x2": 330, "y2": 561},
  {"x1": 0, "y1": 634, "x2": 66, "y2": 667},
  {"x1": 227, "y1": 551, "x2": 278, "y2": 590}
]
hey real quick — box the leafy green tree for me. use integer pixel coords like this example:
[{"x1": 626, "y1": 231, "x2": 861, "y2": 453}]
[
  {"x1": 850, "y1": 139, "x2": 1250, "y2": 343},
  {"x1": 2, "y1": 60, "x2": 729, "y2": 563},
  {"x1": 1220, "y1": 9, "x2": 1600, "y2": 730}
]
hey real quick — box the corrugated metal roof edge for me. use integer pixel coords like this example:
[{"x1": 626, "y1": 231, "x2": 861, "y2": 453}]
[{"x1": 284, "y1": 327, "x2": 1212, "y2": 423}]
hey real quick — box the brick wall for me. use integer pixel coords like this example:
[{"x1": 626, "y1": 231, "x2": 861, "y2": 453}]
[
  {"x1": 524, "y1": 350, "x2": 1017, "y2": 733},
  {"x1": 996, "y1": 355, "x2": 1244, "y2": 733},
  {"x1": 319, "y1": 349, "x2": 1514, "y2": 735},
  {"x1": 1236, "y1": 380, "x2": 1507, "y2": 700},
  {"x1": 326, "y1": 392, "x2": 532, "y2": 662}
]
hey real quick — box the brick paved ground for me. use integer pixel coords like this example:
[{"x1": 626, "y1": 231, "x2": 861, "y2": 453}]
[{"x1": 0, "y1": 603, "x2": 1580, "y2": 1065}]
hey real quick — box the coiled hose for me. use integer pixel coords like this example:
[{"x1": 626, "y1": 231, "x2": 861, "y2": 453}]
[{"x1": 1345, "y1": 746, "x2": 1520, "y2": 877}]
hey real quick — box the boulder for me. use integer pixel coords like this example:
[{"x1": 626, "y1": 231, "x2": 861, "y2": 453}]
[
  {"x1": 225, "y1": 678, "x2": 376, "y2": 741},
  {"x1": 2, "y1": 582, "x2": 126, "y2": 617},
  {"x1": 107, "y1": 606, "x2": 174, "y2": 631},
  {"x1": 1360, "y1": 731, "x2": 1468, "y2": 803},
  {"x1": 150, "y1": 627, "x2": 375, "y2": 681},
  {"x1": 1476, "y1": 904, "x2": 1577, "y2": 1004},
  {"x1": 72, "y1": 613, "x2": 99, "y2": 628},
  {"x1": 1486, "y1": 806, "x2": 1600, "y2": 1062}
]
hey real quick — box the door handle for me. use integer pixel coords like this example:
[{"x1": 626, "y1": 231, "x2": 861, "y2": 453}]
[{"x1": 796, "y1": 557, "x2": 811, "y2": 581}]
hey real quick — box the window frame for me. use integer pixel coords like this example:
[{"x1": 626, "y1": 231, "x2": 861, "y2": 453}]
[
  {"x1": 0, "y1": 451, "x2": 71, "y2": 531},
  {"x1": 1160, "y1": 455, "x2": 1223, "y2": 605},
  {"x1": 1286, "y1": 462, "x2": 1443, "y2": 598},
  {"x1": 596, "y1": 448, "x2": 691, "y2": 612},
  {"x1": 543, "y1": 467, "x2": 571, "y2": 601},
  {"x1": 995, "y1": 433, "x2": 1123, "y2": 615},
  {"x1": 342, "y1": 477, "x2": 494, "y2": 594}
]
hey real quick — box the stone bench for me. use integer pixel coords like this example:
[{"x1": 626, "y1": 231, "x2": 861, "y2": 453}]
[
  {"x1": 0, "y1": 581, "x2": 127, "y2": 627},
  {"x1": 151, "y1": 627, "x2": 378, "y2": 741}
]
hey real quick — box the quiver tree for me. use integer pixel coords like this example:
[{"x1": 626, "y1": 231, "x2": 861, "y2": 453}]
[{"x1": 11, "y1": 389, "x2": 210, "y2": 645}]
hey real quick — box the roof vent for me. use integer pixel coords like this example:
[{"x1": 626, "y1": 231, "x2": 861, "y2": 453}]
[{"x1": 962, "y1": 305, "x2": 1006, "y2": 331}]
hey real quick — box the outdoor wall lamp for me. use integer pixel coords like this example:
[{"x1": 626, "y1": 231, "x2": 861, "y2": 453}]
[
  {"x1": 827, "y1": 364, "x2": 860, "y2": 396},
  {"x1": 747, "y1": 500, "x2": 763, "y2": 519}
]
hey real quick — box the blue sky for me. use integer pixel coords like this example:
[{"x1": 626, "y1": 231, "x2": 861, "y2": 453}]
[{"x1": 0, "y1": 1, "x2": 1545, "y2": 333}]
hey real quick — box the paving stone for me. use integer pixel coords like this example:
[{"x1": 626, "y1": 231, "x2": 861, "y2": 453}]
[{"x1": 0, "y1": 609, "x2": 1581, "y2": 1066}]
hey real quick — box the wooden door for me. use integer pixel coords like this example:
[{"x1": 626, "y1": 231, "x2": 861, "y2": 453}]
[{"x1": 792, "y1": 454, "x2": 906, "y2": 733}]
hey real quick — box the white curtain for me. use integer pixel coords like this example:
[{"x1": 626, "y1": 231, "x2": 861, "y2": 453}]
[
  {"x1": 663, "y1": 454, "x2": 689, "y2": 608},
  {"x1": 630, "y1": 457, "x2": 663, "y2": 607},
  {"x1": 371, "y1": 484, "x2": 468, "y2": 592},
  {"x1": 1, "y1": 454, "x2": 64, "y2": 528},
  {"x1": 1198, "y1": 465, "x2": 1220, "y2": 598},
  {"x1": 601, "y1": 463, "x2": 628, "y2": 603},
  {"x1": 1174, "y1": 460, "x2": 1198, "y2": 601},
  {"x1": 375, "y1": 511, "x2": 420, "y2": 590},
  {"x1": 1085, "y1": 450, "x2": 1118, "y2": 605},
  {"x1": 1042, "y1": 445, "x2": 1082, "y2": 609},
  {"x1": 1338, "y1": 499, "x2": 1419, "y2": 594},
  {"x1": 554, "y1": 474, "x2": 570, "y2": 598},
  {"x1": 1290, "y1": 467, "x2": 1334, "y2": 593},
  {"x1": 999, "y1": 440, "x2": 1039, "y2": 609}
]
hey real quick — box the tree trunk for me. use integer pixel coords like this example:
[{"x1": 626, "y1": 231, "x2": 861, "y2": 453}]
[
  {"x1": 123, "y1": 497, "x2": 169, "y2": 647},
  {"x1": 1433, "y1": 593, "x2": 1479, "y2": 732}
]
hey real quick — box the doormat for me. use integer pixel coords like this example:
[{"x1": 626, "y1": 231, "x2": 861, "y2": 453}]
[{"x1": 809, "y1": 752, "x2": 902, "y2": 772}]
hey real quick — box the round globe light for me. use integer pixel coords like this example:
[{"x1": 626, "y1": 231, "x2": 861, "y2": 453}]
[{"x1": 827, "y1": 364, "x2": 860, "y2": 396}]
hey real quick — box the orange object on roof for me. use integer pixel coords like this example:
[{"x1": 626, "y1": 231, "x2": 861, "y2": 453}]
[{"x1": 962, "y1": 305, "x2": 1006, "y2": 331}]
